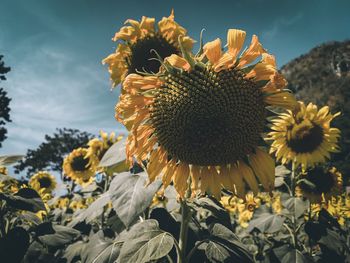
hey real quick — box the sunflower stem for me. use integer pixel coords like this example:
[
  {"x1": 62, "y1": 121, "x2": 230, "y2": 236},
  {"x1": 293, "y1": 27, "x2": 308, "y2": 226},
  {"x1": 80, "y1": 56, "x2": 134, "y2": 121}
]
[
  {"x1": 178, "y1": 178, "x2": 192, "y2": 263},
  {"x1": 291, "y1": 161, "x2": 298, "y2": 248},
  {"x1": 178, "y1": 199, "x2": 190, "y2": 263}
]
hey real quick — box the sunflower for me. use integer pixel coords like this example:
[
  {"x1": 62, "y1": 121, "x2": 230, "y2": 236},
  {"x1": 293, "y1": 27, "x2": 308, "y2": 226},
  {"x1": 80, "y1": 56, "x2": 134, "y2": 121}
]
[
  {"x1": 29, "y1": 171, "x2": 57, "y2": 194},
  {"x1": 62, "y1": 148, "x2": 98, "y2": 186},
  {"x1": 86, "y1": 131, "x2": 123, "y2": 161},
  {"x1": 268, "y1": 101, "x2": 341, "y2": 170},
  {"x1": 310, "y1": 195, "x2": 350, "y2": 226},
  {"x1": 296, "y1": 166, "x2": 343, "y2": 203},
  {"x1": 103, "y1": 10, "x2": 195, "y2": 88},
  {"x1": 0, "y1": 166, "x2": 8, "y2": 175},
  {"x1": 116, "y1": 28, "x2": 297, "y2": 198}
]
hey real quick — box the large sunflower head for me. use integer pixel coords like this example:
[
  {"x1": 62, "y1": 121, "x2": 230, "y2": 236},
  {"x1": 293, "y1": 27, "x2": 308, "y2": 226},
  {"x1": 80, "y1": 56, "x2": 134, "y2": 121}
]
[
  {"x1": 62, "y1": 147, "x2": 98, "y2": 186},
  {"x1": 116, "y1": 29, "x2": 297, "y2": 199},
  {"x1": 297, "y1": 166, "x2": 343, "y2": 203},
  {"x1": 29, "y1": 171, "x2": 57, "y2": 194},
  {"x1": 268, "y1": 101, "x2": 341, "y2": 170},
  {"x1": 103, "y1": 10, "x2": 195, "y2": 88}
]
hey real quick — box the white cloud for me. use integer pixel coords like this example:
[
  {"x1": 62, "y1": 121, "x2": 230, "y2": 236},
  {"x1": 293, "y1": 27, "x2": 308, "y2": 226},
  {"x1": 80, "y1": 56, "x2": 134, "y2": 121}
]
[
  {"x1": 262, "y1": 13, "x2": 303, "y2": 39},
  {"x1": 1, "y1": 37, "x2": 125, "y2": 155}
]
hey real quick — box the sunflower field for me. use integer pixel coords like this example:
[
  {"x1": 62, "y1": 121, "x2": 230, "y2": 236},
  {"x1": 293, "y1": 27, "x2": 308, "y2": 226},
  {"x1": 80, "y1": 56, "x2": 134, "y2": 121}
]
[{"x1": 1, "y1": 9, "x2": 350, "y2": 263}]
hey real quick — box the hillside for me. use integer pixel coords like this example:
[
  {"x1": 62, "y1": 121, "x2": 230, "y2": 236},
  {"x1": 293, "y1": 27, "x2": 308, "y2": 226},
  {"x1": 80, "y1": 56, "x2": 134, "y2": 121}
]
[{"x1": 281, "y1": 40, "x2": 350, "y2": 182}]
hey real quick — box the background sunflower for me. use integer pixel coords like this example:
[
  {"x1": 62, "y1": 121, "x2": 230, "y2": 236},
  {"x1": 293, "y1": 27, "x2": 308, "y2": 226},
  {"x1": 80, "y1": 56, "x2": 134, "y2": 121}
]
[
  {"x1": 103, "y1": 10, "x2": 195, "y2": 88},
  {"x1": 268, "y1": 101, "x2": 341, "y2": 170},
  {"x1": 62, "y1": 147, "x2": 98, "y2": 186}
]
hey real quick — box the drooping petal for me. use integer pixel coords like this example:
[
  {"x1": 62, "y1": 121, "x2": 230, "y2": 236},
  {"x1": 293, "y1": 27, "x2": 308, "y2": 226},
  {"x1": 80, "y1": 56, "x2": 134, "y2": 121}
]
[{"x1": 227, "y1": 29, "x2": 246, "y2": 60}]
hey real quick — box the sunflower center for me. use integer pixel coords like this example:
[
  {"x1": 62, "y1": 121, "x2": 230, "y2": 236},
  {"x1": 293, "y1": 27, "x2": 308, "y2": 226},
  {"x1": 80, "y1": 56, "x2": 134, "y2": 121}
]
[
  {"x1": 71, "y1": 156, "x2": 90, "y2": 172},
  {"x1": 38, "y1": 177, "x2": 52, "y2": 188},
  {"x1": 287, "y1": 121, "x2": 324, "y2": 153},
  {"x1": 300, "y1": 167, "x2": 334, "y2": 194},
  {"x1": 127, "y1": 34, "x2": 179, "y2": 75},
  {"x1": 150, "y1": 65, "x2": 266, "y2": 166}
]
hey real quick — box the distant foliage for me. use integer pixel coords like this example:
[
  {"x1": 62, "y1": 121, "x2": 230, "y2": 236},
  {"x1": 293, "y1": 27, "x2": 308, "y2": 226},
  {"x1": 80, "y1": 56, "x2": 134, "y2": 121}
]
[
  {"x1": 0, "y1": 55, "x2": 11, "y2": 148},
  {"x1": 14, "y1": 128, "x2": 93, "y2": 177}
]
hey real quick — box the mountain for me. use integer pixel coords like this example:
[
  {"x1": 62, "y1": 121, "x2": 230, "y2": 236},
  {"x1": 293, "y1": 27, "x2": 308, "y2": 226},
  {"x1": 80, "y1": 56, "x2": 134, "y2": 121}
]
[{"x1": 281, "y1": 40, "x2": 350, "y2": 183}]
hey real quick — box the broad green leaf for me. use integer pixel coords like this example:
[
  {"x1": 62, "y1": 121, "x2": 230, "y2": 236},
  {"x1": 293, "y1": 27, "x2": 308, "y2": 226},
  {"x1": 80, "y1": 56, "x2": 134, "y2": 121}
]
[
  {"x1": 108, "y1": 172, "x2": 161, "y2": 227},
  {"x1": 0, "y1": 227, "x2": 29, "y2": 263},
  {"x1": 274, "y1": 176, "x2": 285, "y2": 187},
  {"x1": 36, "y1": 223, "x2": 81, "y2": 248},
  {"x1": 63, "y1": 241, "x2": 85, "y2": 263},
  {"x1": 0, "y1": 188, "x2": 46, "y2": 212},
  {"x1": 281, "y1": 249, "x2": 307, "y2": 263},
  {"x1": 68, "y1": 192, "x2": 111, "y2": 227},
  {"x1": 207, "y1": 223, "x2": 253, "y2": 263},
  {"x1": 118, "y1": 220, "x2": 174, "y2": 263},
  {"x1": 202, "y1": 241, "x2": 231, "y2": 263},
  {"x1": 275, "y1": 165, "x2": 291, "y2": 177},
  {"x1": 81, "y1": 229, "x2": 121, "y2": 263},
  {"x1": 192, "y1": 197, "x2": 231, "y2": 229},
  {"x1": 99, "y1": 137, "x2": 126, "y2": 168},
  {"x1": 283, "y1": 197, "x2": 309, "y2": 218},
  {"x1": 0, "y1": 155, "x2": 24, "y2": 166},
  {"x1": 247, "y1": 213, "x2": 285, "y2": 233},
  {"x1": 0, "y1": 173, "x2": 16, "y2": 182}
]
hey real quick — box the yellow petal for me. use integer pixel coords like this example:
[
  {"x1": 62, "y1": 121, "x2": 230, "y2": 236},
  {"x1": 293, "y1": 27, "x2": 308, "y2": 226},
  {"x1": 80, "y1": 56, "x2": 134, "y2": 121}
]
[
  {"x1": 227, "y1": 29, "x2": 246, "y2": 60},
  {"x1": 238, "y1": 161, "x2": 259, "y2": 194},
  {"x1": 249, "y1": 148, "x2": 275, "y2": 191},
  {"x1": 165, "y1": 54, "x2": 191, "y2": 71},
  {"x1": 173, "y1": 162, "x2": 190, "y2": 198},
  {"x1": 203, "y1": 38, "x2": 222, "y2": 65},
  {"x1": 238, "y1": 35, "x2": 266, "y2": 68}
]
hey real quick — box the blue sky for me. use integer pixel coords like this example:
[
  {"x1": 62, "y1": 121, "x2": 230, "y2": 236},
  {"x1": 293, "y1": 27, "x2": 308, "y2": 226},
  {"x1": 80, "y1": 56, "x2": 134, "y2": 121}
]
[{"x1": 1, "y1": 0, "x2": 349, "y2": 158}]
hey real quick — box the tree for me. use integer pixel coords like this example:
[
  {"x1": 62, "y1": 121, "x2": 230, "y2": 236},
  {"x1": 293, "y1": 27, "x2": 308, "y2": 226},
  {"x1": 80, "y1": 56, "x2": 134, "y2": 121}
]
[
  {"x1": 0, "y1": 55, "x2": 11, "y2": 148},
  {"x1": 14, "y1": 128, "x2": 93, "y2": 177}
]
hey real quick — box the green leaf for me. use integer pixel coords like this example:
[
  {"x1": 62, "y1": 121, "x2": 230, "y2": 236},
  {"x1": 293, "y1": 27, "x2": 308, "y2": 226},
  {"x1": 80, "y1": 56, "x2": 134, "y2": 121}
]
[
  {"x1": 247, "y1": 213, "x2": 285, "y2": 233},
  {"x1": 0, "y1": 155, "x2": 24, "y2": 166},
  {"x1": 0, "y1": 188, "x2": 46, "y2": 212},
  {"x1": 283, "y1": 197, "x2": 309, "y2": 218},
  {"x1": 63, "y1": 241, "x2": 85, "y2": 263},
  {"x1": 118, "y1": 220, "x2": 174, "y2": 263},
  {"x1": 274, "y1": 176, "x2": 285, "y2": 188},
  {"x1": 0, "y1": 173, "x2": 16, "y2": 182},
  {"x1": 0, "y1": 227, "x2": 30, "y2": 263},
  {"x1": 68, "y1": 192, "x2": 111, "y2": 227},
  {"x1": 191, "y1": 197, "x2": 231, "y2": 229},
  {"x1": 99, "y1": 137, "x2": 126, "y2": 168},
  {"x1": 201, "y1": 241, "x2": 231, "y2": 263},
  {"x1": 36, "y1": 223, "x2": 81, "y2": 248},
  {"x1": 281, "y1": 249, "x2": 307, "y2": 263},
  {"x1": 108, "y1": 172, "x2": 161, "y2": 227},
  {"x1": 207, "y1": 223, "x2": 254, "y2": 263},
  {"x1": 275, "y1": 165, "x2": 291, "y2": 177},
  {"x1": 81, "y1": 229, "x2": 121, "y2": 263}
]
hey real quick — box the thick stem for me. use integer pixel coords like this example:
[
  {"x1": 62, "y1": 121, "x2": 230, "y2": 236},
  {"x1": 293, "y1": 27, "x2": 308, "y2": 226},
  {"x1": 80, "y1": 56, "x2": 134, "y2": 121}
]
[
  {"x1": 177, "y1": 177, "x2": 192, "y2": 263},
  {"x1": 291, "y1": 161, "x2": 298, "y2": 248},
  {"x1": 178, "y1": 200, "x2": 190, "y2": 263},
  {"x1": 101, "y1": 173, "x2": 109, "y2": 228}
]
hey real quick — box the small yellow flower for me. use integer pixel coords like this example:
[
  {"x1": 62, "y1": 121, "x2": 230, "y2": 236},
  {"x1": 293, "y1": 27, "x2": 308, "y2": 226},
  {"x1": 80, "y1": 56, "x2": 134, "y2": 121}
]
[
  {"x1": 150, "y1": 191, "x2": 168, "y2": 209},
  {"x1": 85, "y1": 131, "x2": 124, "y2": 172},
  {"x1": 0, "y1": 166, "x2": 8, "y2": 175},
  {"x1": 29, "y1": 171, "x2": 57, "y2": 194}
]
